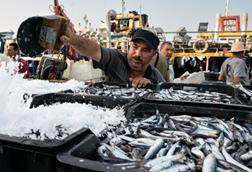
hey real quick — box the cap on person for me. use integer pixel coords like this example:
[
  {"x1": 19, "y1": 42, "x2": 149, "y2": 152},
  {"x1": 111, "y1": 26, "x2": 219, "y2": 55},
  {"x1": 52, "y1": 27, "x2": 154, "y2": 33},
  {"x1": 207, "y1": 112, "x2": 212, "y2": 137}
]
[
  {"x1": 131, "y1": 29, "x2": 160, "y2": 50},
  {"x1": 229, "y1": 41, "x2": 247, "y2": 53}
]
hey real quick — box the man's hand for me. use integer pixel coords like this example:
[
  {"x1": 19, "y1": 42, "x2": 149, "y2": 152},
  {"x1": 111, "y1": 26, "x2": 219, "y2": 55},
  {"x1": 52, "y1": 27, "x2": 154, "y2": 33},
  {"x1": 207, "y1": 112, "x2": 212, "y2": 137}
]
[
  {"x1": 129, "y1": 77, "x2": 151, "y2": 88},
  {"x1": 218, "y1": 72, "x2": 225, "y2": 81},
  {"x1": 60, "y1": 23, "x2": 75, "y2": 45},
  {"x1": 60, "y1": 23, "x2": 102, "y2": 62},
  {"x1": 232, "y1": 76, "x2": 241, "y2": 85}
]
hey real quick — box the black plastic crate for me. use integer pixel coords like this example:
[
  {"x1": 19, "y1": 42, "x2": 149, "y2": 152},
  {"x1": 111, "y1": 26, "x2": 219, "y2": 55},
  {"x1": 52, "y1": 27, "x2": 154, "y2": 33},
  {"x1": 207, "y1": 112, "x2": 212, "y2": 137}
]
[
  {"x1": 56, "y1": 128, "x2": 147, "y2": 172},
  {"x1": 204, "y1": 72, "x2": 219, "y2": 81},
  {"x1": 155, "y1": 82, "x2": 235, "y2": 96},
  {"x1": 57, "y1": 153, "x2": 145, "y2": 172},
  {"x1": 144, "y1": 83, "x2": 243, "y2": 105},
  {"x1": 125, "y1": 101, "x2": 252, "y2": 121},
  {"x1": 56, "y1": 101, "x2": 252, "y2": 172},
  {"x1": 0, "y1": 128, "x2": 98, "y2": 172},
  {"x1": 235, "y1": 85, "x2": 252, "y2": 105},
  {"x1": 29, "y1": 83, "x2": 149, "y2": 108},
  {"x1": 29, "y1": 92, "x2": 133, "y2": 109}
]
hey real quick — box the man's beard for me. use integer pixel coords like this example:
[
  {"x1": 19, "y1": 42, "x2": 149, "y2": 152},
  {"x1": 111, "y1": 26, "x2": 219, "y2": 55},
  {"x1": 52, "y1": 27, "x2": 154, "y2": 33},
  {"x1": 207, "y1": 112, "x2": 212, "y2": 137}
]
[{"x1": 129, "y1": 56, "x2": 145, "y2": 72}]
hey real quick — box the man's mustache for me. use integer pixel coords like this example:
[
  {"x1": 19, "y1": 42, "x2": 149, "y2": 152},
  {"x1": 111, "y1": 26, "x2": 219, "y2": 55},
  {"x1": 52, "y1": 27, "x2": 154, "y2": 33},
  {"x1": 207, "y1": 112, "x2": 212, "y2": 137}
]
[{"x1": 132, "y1": 56, "x2": 142, "y2": 62}]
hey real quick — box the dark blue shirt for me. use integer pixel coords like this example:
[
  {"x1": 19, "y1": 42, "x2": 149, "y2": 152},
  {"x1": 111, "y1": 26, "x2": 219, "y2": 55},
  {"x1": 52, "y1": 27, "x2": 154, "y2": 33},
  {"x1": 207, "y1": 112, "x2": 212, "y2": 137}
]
[{"x1": 93, "y1": 47, "x2": 165, "y2": 85}]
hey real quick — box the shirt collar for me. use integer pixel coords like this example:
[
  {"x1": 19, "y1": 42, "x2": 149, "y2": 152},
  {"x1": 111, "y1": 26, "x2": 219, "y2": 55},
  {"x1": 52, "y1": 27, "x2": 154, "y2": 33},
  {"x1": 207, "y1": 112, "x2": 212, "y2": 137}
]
[{"x1": 14, "y1": 55, "x2": 20, "y2": 61}]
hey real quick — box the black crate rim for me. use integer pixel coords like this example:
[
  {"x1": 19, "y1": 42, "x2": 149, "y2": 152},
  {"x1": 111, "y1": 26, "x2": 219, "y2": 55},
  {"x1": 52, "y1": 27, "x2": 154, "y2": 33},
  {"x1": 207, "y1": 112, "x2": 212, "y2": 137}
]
[
  {"x1": 126, "y1": 100, "x2": 252, "y2": 121},
  {"x1": 0, "y1": 127, "x2": 93, "y2": 155},
  {"x1": 143, "y1": 82, "x2": 247, "y2": 105}
]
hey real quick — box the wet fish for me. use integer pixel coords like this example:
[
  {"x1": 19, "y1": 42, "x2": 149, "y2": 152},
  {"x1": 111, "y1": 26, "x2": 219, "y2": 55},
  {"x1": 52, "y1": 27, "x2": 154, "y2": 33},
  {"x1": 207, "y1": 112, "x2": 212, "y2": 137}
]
[
  {"x1": 144, "y1": 138, "x2": 164, "y2": 160},
  {"x1": 191, "y1": 146, "x2": 205, "y2": 160},
  {"x1": 158, "y1": 163, "x2": 189, "y2": 172},
  {"x1": 98, "y1": 143, "x2": 133, "y2": 161},
  {"x1": 202, "y1": 153, "x2": 217, "y2": 172},
  {"x1": 97, "y1": 112, "x2": 252, "y2": 171},
  {"x1": 222, "y1": 147, "x2": 251, "y2": 172},
  {"x1": 144, "y1": 153, "x2": 184, "y2": 169},
  {"x1": 149, "y1": 87, "x2": 237, "y2": 104},
  {"x1": 240, "y1": 150, "x2": 252, "y2": 162}
]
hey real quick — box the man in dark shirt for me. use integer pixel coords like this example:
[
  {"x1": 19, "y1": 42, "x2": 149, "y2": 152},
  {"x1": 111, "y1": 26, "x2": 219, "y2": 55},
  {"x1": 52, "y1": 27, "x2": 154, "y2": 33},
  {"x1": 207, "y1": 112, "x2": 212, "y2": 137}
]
[{"x1": 61, "y1": 28, "x2": 165, "y2": 88}]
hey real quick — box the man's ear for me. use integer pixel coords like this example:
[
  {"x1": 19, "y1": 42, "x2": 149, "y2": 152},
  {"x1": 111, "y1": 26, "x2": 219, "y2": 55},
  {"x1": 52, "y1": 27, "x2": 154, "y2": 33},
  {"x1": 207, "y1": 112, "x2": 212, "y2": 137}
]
[
  {"x1": 128, "y1": 29, "x2": 137, "y2": 38},
  {"x1": 153, "y1": 50, "x2": 158, "y2": 56}
]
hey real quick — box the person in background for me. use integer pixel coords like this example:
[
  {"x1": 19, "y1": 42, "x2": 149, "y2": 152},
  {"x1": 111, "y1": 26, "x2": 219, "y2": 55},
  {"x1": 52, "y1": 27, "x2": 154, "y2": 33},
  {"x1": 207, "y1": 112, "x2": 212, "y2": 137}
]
[
  {"x1": 160, "y1": 41, "x2": 174, "y2": 81},
  {"x1": 222, "y1": 43, "x2": 231, "y2": 53},
  {"x1": 218, "y1": 41, "x2": 250, "y2": 85},
  {"x1": 150, "y1": 52, "x2": 169, "y2": 81},
  {"x1": 0, "y1": 53, "x2": 10, "y2": 67},
  {"x1": 60, "y1": 28, "x2": 165, "y2": 88},
  {"x1": 7, "y1": 42, "x2": 29, "y2": 78}
]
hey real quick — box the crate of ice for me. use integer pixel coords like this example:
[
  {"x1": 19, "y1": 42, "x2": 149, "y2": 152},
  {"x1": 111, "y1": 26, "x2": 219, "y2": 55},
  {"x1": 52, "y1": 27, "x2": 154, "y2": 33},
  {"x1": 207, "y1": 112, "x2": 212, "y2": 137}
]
[
  {"x1": 0, "y1": 102, "x2": 126, "y2": 172},
  {"x1": 0, "y1": 128, "x2": 98, "y2": 172}
]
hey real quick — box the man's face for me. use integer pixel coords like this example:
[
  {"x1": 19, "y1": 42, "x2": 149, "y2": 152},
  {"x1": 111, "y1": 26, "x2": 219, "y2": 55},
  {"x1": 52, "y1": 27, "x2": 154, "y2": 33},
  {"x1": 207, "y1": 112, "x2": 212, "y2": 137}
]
[
  {"x1": 161, "y1": 43, "x2": 173, "y2": 58},
  {"x1": 7, "y1": 45, "x2": 18, "y2": 58},
  {"x1": 128, "y1": 40, "x2": 156, "y2": 72}
]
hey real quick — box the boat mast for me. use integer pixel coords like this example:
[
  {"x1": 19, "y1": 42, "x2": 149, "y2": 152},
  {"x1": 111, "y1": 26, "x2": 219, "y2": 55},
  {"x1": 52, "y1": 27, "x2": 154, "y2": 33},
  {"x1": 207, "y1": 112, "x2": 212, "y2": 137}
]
[
  {"x1": 225, "y1": 0, "x2": 229, "y2": 16},
  {"x1": 139, "y1": 0, "x2": 143, "y2": 27},
  {"x1": 121, "y1": 0, "x2": 125, "y2": 14},
  {"x1": 139, "y1": 0, "x2": 142, "y2": 14}
]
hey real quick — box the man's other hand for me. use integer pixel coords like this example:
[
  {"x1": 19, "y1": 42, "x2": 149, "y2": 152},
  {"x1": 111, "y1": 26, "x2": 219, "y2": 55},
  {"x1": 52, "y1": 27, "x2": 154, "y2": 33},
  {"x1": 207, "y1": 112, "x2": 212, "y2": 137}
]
[{"x1": 129, "y1": 77, "x2": 151, "y2": 88}]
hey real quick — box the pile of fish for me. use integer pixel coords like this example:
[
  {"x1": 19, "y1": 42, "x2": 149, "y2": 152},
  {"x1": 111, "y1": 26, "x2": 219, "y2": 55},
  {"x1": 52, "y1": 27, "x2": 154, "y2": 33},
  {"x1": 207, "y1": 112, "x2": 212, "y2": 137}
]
[
  {"x1": 98, "y1": 111, "x2": 252, "y2": 172},
  {"x1": 83, "y1": 85, "x2": 150, "y2": 99},
  {"x1": 147, "y1": 88, "x2": 237, "y2": 104}
]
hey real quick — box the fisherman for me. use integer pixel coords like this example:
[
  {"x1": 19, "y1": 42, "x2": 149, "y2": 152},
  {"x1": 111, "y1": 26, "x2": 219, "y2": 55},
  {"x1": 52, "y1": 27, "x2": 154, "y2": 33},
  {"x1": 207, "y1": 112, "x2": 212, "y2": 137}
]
[
  {"x1": 218, "y1": 41, "x2": 250, "y2": 85},
  {"x1": 6, "y1": 42, "x2": 29, "y2": 78},
  {"x1": 60, "y1": 28, "x2": 165, "y2": 88},
  {"x1": 160, "y1": 41, "x2": 174, "y2": 81},
  {"x1": 150, "y1": 52, "x2": 169, "y2": 81}
]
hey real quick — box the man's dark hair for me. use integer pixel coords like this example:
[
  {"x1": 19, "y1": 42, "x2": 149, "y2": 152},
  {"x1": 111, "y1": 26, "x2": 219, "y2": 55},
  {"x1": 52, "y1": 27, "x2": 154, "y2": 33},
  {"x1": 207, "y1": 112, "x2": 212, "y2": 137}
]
[
  {"x1": 160, "y1": 41, "x2": 173, "y2": 50},
  {"x1": 9, "y1": 42, "x2": 20, "y2": 52}
]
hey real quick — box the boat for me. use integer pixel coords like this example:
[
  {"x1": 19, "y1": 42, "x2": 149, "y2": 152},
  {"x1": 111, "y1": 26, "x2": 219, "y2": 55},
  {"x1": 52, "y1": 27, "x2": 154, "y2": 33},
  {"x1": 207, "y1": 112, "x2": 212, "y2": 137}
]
[
  {"x1": 104, "y1": 9, "x2": 165, "y2": 52},
  {"x1": 170, "y1": 12, "x2": 252, "y2": 80},
  {"x1": 78, "y1": 7, "x2": 165, "y2": 52},
  {"x1": 12, "y1": 0, "x2": 104, "y2": 82},
  {"x1": 18, "y1": 0, "x2": 165, "y2": 82}
]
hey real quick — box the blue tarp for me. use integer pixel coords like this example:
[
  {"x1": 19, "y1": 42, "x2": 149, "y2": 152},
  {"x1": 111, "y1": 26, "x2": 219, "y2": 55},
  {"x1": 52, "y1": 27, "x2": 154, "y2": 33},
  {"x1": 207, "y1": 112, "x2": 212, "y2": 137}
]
[
  {"x1": 0, "y1": 34, "x2": 4, "y2": 53},
  {"x1": 110, "y1": 34, "x2": 128, "y2": 39}
]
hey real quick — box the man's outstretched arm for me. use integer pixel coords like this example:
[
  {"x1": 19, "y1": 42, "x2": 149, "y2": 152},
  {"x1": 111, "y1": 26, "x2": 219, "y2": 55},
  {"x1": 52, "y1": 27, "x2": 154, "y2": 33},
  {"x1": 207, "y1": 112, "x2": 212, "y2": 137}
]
[{"x1": 60, "y1": 25, "x2": 102, "y2": 62}]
